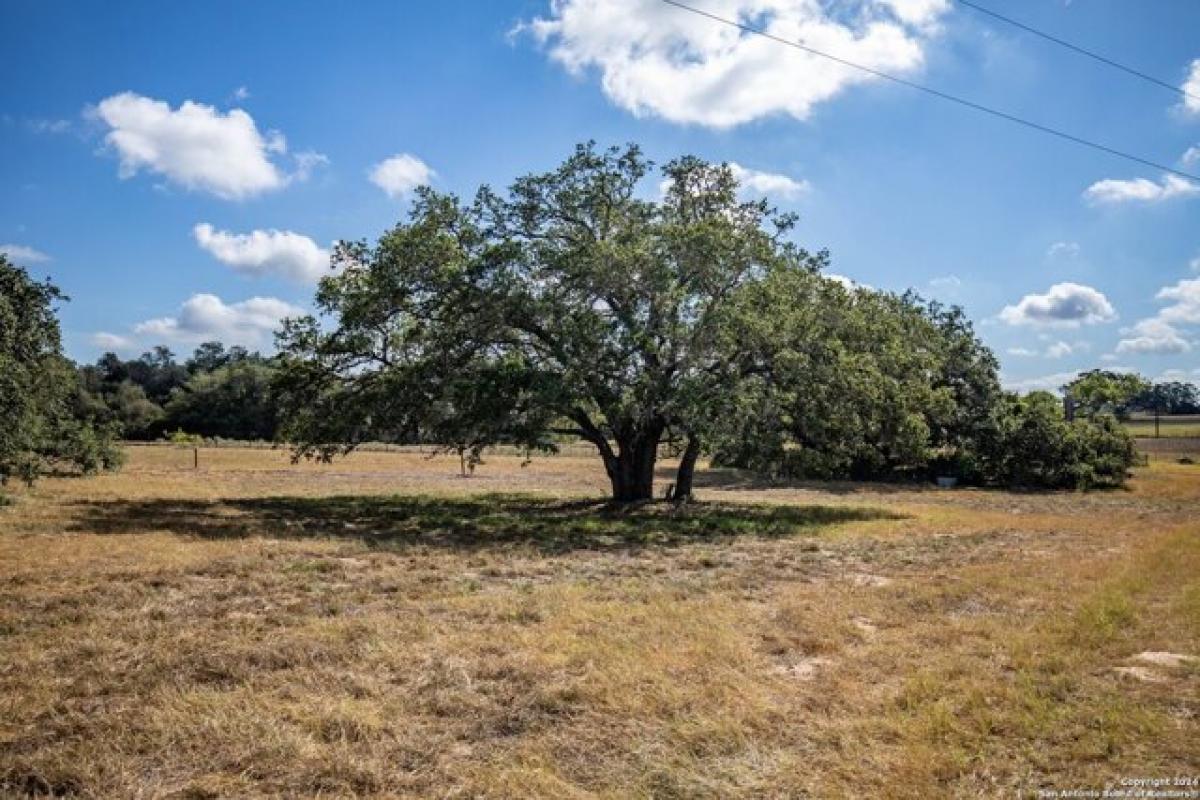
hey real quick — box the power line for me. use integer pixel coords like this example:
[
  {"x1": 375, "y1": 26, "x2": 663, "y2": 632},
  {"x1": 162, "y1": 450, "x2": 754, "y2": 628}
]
[
  {"x1": 954, "y1": 0, "x2": 1200, "y2": 105},
  {"x1": 659, "y1": 0, "x2": 1200, "y2": 182}
]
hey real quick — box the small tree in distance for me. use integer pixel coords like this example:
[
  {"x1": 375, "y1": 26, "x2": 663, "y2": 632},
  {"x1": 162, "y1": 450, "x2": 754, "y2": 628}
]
[{"x1": 1063, "y1": 370, "x2": 1150, "y2": 420}]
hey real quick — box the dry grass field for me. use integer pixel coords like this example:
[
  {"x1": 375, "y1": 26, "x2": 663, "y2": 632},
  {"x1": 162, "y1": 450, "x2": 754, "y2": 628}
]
[
  {"x1": 1134, "y1": 437, "x2": 1200, "y2": 460},
  {"x1": 1124, "y1": 416, "x2": 1200, "y2": 439},
  {"x1": 1, "y1": 446, "x2": 1198, "y2": 799}
]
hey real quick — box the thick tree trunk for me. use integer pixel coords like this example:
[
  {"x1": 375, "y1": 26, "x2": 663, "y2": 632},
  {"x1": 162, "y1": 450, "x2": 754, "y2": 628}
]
[
  {"x1": 604, "y1": 432, "x2": 660, "y2": 502},
  {"x1": 673, "y1": 435, "x2": 701, "y2": 504}
]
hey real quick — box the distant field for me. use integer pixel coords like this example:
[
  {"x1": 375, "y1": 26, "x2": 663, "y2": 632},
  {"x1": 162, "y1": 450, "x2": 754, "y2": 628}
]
[
  {"x1": 1135, "y1": 436, "x2": 1200, "y2": 459},
  {"x1": 1124, "y1": 415, "x2": 1200, "y2": 438},
  {"x1": 2, "y1": 447, "x2": 1197, "y2": 798}
]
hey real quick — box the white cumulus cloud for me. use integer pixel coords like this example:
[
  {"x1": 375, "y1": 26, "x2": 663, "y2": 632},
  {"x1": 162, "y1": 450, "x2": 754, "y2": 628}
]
[
  {"x1": 0, "y1": 243, "x2": 51, "y2": 264},
  {"x1": 1115, "y1": 318, "x2": 1192, "y2": 355},
  {"x1": 26, "y1": 118, "x2": 71, "y2": 135},
  {"x1": 1083, "y1": 174, "x2": 1200, "y2": 205},
  {"x1": 825, "y1": 273, "x2": 872, "y2": 290},
  {"x1": 1183, "y1": 146, "x2": 1200, "y2": 168},
  {"x1": 729, "y1": 163, "x2": 809, "y2": 198},
  {"x1": 90, "y1": 332, "x2": 134, "y2": 351},
  {"x1": 1155, "y1": 276, "x2": 1200, "y2": 325},
  {"x1": 1001, "y1": 370, "x2": 1083, "y2": 394},
  {"x1": 292, "y1": 150, "x2": 329, "y2": 182},
  {"x1": 90, "y1": 92, "x2": 319, "y2": 199},
  {"x1": 659, "y1": 161, "x2": 809, "y2": 200},
  {"x1": 193, "y1": 223, "x2": 331, "y2": 283},
  {"x1": 999, "y1": 282, "x2": 1117, "y2": 327},
  {"x1": 369, "y1": 154, "x2": 435, "y2": 198},
  {"x1": 1006, "y1": 341, "x2": 1078, "y2": 359},
  {"x1": 1044, "y1": 340, "x2": 1074, "y2": 359},
  {"x1": 1046, "y1": 241, "x2": 1080, "y2": 260},
  {"x1": 519, "y1": 0, "x2": 949, "y2": 128},
  {"x1": 1111, "y1": 272, "x2": 1200, "y2": 358},
  {"x1": 133, "y1": 293, "x2": 305, "y2": 347},
  {"x1": 1159, "y1": 367, "x2": 1200, "y2": 382},
  {"x1": 1181, "y1": 59, "x2": 1200, "y2": 116}
]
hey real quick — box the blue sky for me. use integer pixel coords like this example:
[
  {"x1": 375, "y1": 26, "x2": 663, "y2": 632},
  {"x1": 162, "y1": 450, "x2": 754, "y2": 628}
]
[{"x1": 2, "y1": 0, "x2": 1198, "y2": 390}]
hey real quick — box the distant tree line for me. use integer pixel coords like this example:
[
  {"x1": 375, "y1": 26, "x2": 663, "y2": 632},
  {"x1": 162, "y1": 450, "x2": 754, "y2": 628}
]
[
  {"x1": 1063, "y1": 370, "x2": 1199, "y2": 418},
  {"x1": 76, "y1": 342, "x2": 280, "y2": 441}
]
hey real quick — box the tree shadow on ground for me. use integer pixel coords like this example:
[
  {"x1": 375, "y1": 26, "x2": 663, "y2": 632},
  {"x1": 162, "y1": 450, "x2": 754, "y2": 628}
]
[
  {"x1": 65, "y1": 493, "x2": 905, "y2": 555},
  {"x1": 677, "y1": 465, "x2": 931, "y2": 495},
  {"x1": 678, "y1": 465, "x2": 1130, "y2": 497}
]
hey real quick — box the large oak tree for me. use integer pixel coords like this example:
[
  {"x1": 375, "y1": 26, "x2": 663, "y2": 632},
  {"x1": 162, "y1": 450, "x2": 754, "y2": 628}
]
[
  {"x1": 277, "y1": 143, "x2": 823, "y2": 501},
  {"x1": 274, "y1": 143, "x2": 1004, "y2": 501}
]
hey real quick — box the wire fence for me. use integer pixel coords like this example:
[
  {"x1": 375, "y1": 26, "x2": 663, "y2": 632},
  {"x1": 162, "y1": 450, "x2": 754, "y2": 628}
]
[
  {"x1": 1122, "y1": 414, "x2": 1200, "y2": 439},
  {"x1": 122, "y1": 434, "x2": 1200, "y2": 465},
  {"x1": 120, "y1": 440, "x2": 612, "y2": 458},
  {"x1": 1132, "y1": 437, "x2": 1200, "y2": 461}
]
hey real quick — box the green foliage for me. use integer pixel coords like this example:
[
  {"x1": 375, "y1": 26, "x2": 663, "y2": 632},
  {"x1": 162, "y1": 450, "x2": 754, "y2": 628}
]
[
  {"x1": 187, "y1": 341, "x2": 251, "y2": 374},
  {"x1": 164, "y1": 359, "x2": 278, "y2": 440},
  {"x1": 1064, "y1": 370, "x2": 1150, "y2": 420},
  {"x1": 0, "y1": 255, "x2": 123, "y2": 486},
  {"x1": 164, "y1": 429, "x2": 204, "y2": 446},
  {"x1": 109, "y1": 380, "x2": 165, "y2": 435},
  {"x1": 274, "y1": 142, "x2": 1133, "y2": 497},
  {"x1": 58, "y1": 417, "x2": 125, "y2": 474},
  {"x1": 712, "y1": 275, "x2": 999, "y2": 481},
  {"x1": 273, "y1": 189, "x2": 557, "y2": 465},
  {"x1": 1130, "y1": 380, "x2": 1200, "y2": 415},
  {"x1": 277, "y1": 143, "x2": 811, "y2": 500},
  {"x1": 78, "y1": 349, "x2": 186, "y2": 438},
  {"x1": 977, "y1": 392, "x2": 1136, "y2": 490},
  {"x1": 79, "y1": 342, "x2": 279, "y2": 441}
]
